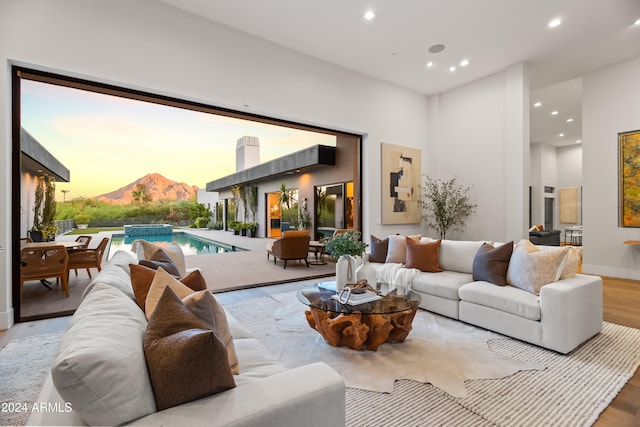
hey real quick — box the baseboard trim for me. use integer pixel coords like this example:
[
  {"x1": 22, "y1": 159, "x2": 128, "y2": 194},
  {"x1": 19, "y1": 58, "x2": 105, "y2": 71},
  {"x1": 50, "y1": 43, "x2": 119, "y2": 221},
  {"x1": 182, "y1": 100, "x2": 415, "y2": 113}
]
[
  {"x1": 0, "y1": 307, "x2": 15, "y2": 331},
  {"x1": 582, "y1": 263, "x2": 640, "y2": 281}
]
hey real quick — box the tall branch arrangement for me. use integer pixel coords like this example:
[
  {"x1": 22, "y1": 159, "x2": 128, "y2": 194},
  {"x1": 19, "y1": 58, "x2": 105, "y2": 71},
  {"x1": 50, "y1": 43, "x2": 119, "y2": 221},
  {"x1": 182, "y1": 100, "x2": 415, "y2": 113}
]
[{"x1": 420, "y1": 176, "x2": 477, "y2": 239}]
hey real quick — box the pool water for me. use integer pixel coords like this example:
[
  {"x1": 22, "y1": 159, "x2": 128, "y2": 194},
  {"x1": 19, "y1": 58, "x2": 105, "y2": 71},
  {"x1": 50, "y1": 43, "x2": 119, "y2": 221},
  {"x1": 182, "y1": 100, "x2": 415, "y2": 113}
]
[{"x1": 109, "y1": 232, "x2": 244, "y2": 258}]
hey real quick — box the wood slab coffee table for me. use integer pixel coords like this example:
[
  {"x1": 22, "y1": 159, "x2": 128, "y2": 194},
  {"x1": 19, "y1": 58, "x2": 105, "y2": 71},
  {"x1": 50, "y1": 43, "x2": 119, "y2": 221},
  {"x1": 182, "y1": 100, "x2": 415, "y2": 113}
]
[{"x1": 297, "y1": 282, "x2": 421, "y2": 351}]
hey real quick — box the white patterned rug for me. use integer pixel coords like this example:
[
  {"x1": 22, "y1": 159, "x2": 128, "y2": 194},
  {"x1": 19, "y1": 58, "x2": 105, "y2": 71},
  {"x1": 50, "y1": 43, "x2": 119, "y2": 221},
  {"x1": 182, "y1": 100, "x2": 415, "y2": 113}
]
[
  {"x1": 224, "y1": 292, "x2": 640, "y2": 427},
  {"x1": 0, "y1": 333, "x2": 63, "y2": 426}
]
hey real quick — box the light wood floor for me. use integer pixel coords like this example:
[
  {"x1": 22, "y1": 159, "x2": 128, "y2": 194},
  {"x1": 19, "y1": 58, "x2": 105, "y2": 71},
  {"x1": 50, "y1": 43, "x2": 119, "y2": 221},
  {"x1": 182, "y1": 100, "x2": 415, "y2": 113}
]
[{"x1": 1, "y1": 276, "x2": 638, "y2": 426}]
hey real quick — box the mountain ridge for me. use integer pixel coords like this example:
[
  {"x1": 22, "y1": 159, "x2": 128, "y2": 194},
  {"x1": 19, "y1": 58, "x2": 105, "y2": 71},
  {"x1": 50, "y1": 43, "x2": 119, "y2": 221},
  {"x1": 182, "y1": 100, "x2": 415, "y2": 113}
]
[{"x1": 95, "y1": 173, "x2": 199, "y2": 204}]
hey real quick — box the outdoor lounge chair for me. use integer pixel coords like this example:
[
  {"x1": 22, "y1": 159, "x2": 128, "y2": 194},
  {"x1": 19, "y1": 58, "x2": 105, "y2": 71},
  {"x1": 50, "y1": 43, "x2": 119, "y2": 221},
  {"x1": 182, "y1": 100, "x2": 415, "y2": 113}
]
[{"x1": 267, "y1": 230, "x2": 310, "y2": 269}]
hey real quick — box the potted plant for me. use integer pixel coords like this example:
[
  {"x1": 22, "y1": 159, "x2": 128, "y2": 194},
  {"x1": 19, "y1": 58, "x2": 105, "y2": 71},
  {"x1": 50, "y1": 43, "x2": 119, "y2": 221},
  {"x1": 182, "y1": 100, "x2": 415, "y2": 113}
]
[
  {"x1": 420, "y1": 176, "x2": 477, "y2": 239},
  {"x1": 324, "y1": 230, "x2": 368, "y2": 291},
  {"x1": 74, "y1": 212, "x2": 90, "y2": 229},
  {"x1": 240, "y1": 222, "x2": 249, "y2": 237},
  {"x1": 246, "y1": 222, "x2": 258, "y2": 237}
]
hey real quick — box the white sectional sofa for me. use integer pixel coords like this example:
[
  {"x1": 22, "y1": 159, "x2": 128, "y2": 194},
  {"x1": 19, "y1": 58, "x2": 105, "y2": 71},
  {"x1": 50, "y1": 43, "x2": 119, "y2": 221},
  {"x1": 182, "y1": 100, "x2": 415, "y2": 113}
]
[
  {"x1": 369, "y1": 238, "x2": 603, "y2": 354},
  {"x1": 28, "y1": 250, "x2": 345, "y2": 427}
]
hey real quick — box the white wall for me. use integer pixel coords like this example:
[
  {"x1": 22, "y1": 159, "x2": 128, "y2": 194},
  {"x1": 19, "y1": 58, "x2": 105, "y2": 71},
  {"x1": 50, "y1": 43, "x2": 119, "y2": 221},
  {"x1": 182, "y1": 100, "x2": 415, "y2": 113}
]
[
  {"x1": 0, "y1": 0, "x2": 431, "y2": 328},
  {"x1": 427, "y1": 64, "x2": 529, "y2": 242},
  {"x1": 582, "y1": 56, "x2": 640, "y2": 280}
]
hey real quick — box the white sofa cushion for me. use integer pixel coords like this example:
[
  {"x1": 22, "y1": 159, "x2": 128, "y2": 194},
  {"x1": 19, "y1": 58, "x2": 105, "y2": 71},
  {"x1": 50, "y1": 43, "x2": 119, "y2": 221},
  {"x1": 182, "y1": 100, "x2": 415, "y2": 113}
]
[
  {"x1": 51, "y1": 283, "x2": 156, "y2": 426},
  {"x1": 410, "y1": 271, "x2": 473, "y2": 300},
  {"x1": 438, "y1": 240, "x2": 486, "y2": 273},
  {"x1": 459, "y1": 281, "x2": 541, "y2": 321}
]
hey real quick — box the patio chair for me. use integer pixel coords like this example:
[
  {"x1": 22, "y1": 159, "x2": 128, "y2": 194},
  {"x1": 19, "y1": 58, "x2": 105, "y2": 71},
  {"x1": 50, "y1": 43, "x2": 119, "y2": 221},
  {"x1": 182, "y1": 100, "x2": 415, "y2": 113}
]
[
  {"x1": 267, "y1": 230, "x2": 310, "y2": 269},
  {"x1": 70, "y1": 236, "x2": 92, "y2": 276},
  {"x1": 67, "y1": 237, "x2": 109, "y2": 279},
  {"x1": 20, "y1": 245, "x2": 70, "y2": 300}
]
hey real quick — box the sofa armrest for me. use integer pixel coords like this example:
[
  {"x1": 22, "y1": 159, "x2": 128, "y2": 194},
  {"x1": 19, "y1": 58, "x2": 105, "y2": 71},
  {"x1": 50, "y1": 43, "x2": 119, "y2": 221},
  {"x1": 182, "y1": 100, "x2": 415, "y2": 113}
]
[
  {"x1": 128, "y1": 362, "x2": 345, "y2": 427},
  {"x1": 539, "y1": 274, "x2": 603, "y2": 354}
]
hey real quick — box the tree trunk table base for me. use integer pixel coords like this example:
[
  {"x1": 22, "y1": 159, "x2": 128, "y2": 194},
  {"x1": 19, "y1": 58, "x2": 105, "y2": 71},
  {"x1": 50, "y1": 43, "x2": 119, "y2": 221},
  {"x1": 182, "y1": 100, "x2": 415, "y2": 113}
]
[{"x1": 304, "y1": 306, "x2": 418, "y2": 351}]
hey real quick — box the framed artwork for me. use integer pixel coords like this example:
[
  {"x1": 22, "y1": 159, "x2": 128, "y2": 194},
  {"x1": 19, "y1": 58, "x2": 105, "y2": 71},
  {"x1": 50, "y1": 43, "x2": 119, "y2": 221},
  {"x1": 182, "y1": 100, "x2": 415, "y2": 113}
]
[
  {"x1": 619, "y1": 130, "x2": 640, "y2": 227},
  {"x1": 381, "y1": 143, "x2": 421, "y2": 224},
  {"x1": 559, "y1": 187, "x2": 579, "y2": 224}
]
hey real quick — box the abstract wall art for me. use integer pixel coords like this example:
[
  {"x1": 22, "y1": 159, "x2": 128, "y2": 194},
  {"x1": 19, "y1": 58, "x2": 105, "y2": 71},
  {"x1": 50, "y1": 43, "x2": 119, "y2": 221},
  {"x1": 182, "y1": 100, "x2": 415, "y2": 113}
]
[
  {"x1": 619, "y1": 130, "x2": 640, "y2": 227},
  {"x1": 381, "y1": 143, "x2": 421, "y2": 224}
]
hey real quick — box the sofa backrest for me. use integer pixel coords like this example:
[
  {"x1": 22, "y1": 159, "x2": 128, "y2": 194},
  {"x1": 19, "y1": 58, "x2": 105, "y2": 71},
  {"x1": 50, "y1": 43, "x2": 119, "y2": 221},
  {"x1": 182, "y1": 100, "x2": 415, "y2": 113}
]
[{"x1": 438, "y1": 240, "x2": 486, "y2": 273}]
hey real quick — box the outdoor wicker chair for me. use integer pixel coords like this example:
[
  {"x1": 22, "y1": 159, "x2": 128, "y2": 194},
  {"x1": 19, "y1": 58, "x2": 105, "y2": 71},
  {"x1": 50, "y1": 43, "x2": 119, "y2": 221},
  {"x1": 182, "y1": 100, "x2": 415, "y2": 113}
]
[
  {"x1": 67, "y1": 237, "x2": 109, "y2": 279},
  {"x1": 20, "y1": 245, "x2": 69, "y2": 300}
]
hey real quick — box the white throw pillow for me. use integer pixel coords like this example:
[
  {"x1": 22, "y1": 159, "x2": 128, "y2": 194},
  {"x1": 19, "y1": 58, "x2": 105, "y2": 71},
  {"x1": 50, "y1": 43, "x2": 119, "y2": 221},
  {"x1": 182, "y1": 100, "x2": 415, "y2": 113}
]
[
  {"x1": 51, "y1": 283, "x2": 156, "y2": 426},
  {"x1": 132, "y1": 240, "x2": 187, "y2": 277},
  {"x1": 506, "y1": 240, "x2": 569, "y2": 294}
]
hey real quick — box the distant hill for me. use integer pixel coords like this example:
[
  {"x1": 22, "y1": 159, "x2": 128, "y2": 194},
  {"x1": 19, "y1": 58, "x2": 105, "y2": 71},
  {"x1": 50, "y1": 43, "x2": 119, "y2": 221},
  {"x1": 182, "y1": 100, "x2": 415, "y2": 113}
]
[{"x1": 95, "y1": 173, "x2": 199, "y2": 204}]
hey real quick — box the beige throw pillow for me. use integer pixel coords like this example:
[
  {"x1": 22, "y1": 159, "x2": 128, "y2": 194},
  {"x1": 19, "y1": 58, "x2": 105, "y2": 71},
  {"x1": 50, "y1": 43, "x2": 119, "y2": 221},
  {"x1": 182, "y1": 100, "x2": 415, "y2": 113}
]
[
  {"x1": 385, "y1": 234, "x2": 422, "y2": 264},
  {"x1": 506, "y1": 239, "x2": 569, "y2": 294},
  {"x1": 133, "y1": 240, "x2": 187, "y2": 277},
  {"x1": 145, "y1": 267, "x2": 196, "y2": 320},
  {"x1": 182, "y1": 291, "x2": 240, "y2": 375}
]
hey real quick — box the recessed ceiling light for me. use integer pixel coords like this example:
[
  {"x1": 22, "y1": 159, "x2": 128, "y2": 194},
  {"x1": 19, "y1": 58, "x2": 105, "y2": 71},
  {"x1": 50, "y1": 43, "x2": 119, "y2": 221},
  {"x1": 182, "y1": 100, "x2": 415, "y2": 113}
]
[
  {"x1": 566, "y1": 118, "x2": 574, "y2": 122},
  {"x1": 449, "y1": 66, "x2": 456, "y2": 73},
  {"x1": 363, "y1": 10, "x2": 376, "y2": 20},
  {"x1": 633, "y1": 18, "x2": 640, "y2": 26},
  {"x1": 533, "y1": 102, "x2": 542, "y2": 107},
  {"x1": 551, "y1": 110, "x2": 559, "y2": 115},
  {"x1": 459, "y1": 59, "x2": 469, "y2": 67},
  {"x1": 548, "y1": 18, "x2": 562, "y2": 28},
  {"x1": 559, "y1": 133, "x2": 564, "y2": 137},
  {"x1": 576, "y1": 140, "x2": 582, "y2": 144},
  {"x1": 428, "y1": 44, "x2": 446, "y2": 54},
  {"x1": 426, "y1": 61, "x2": 434, "y2": 68}
]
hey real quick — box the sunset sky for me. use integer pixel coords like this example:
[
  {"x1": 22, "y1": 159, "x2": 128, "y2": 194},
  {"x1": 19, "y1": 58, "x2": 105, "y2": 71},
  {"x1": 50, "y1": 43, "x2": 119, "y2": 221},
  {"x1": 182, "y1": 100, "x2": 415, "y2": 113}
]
[{"x1": 21, "y1": 80, "x2": 335, "y2": 201}]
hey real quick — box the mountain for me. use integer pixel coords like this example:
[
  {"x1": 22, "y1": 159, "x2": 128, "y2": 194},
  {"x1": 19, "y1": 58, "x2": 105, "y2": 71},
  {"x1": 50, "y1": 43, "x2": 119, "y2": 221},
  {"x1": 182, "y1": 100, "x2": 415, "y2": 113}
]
[{"x1": 95, "y1": 173, "x2": 199, "y2": 204}]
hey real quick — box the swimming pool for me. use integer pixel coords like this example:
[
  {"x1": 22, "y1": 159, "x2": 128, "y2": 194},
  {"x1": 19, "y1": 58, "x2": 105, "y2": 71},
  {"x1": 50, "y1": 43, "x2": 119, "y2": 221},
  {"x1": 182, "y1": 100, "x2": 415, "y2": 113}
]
[{"x1": 109, "y1": 231, "x2": 245, "y2": 258}]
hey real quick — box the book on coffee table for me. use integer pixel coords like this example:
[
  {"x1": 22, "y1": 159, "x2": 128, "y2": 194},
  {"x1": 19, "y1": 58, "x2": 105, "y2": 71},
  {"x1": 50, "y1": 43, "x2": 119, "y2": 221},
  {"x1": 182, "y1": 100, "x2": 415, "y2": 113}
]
[{"x1": 331, "y1": 291, "x2": 382, "y2": 305}]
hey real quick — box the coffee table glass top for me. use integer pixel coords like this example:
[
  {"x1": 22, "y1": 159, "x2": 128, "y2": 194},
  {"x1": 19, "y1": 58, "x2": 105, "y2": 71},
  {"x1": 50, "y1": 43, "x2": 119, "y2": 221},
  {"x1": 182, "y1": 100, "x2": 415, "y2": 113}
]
[{"x1": 297, "y1": 281, "x2": 421, "y2": 315}]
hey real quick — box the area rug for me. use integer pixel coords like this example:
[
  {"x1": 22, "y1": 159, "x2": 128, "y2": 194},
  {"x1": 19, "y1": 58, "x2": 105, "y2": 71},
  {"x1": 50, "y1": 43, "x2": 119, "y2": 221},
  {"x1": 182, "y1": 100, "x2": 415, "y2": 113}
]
[
  {"x1": 224, "y1": 292, "x2": 640, "y2": 426},
  {"x1": 0, "y1": 333, "x2": 63, "y2": 426}
]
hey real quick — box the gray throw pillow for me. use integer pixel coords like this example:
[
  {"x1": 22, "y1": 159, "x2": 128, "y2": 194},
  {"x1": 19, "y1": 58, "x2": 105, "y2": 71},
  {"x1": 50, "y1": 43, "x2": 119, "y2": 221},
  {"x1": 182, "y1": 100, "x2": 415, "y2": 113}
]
[{"x1": 472, "y1": 241, "x2": 513, "y2": 286}]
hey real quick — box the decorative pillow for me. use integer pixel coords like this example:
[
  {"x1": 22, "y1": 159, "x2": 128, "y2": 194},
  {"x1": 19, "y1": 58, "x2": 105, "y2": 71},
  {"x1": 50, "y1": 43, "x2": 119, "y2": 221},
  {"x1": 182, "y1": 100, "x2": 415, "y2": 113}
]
[
  {"x1": 145, "y1": 267, "x2": 198, "y2": 320},
  {"x1": 183, "y1": 291, "x2": 239, "y2": 375},
  {"x1": 51, "y1": 283, "x2": 156, "y2": 426},
  {"x1": 139, "y1": 248, "x2": 181, "y2": 277},
  {"x1": 369, "y1": 235, "x2": 389, "y2": 263},
  {"x1": 385, "y1": 234, "x2": 421, "y2": 264},
  {"x1": 472, "y1": 241, "x2": 514, "y2": 286},
  {"x1": 130, "y1": 264, "x2": 207, "y2": 311},
  {"x1": 133, "y1": 240, "x2": 187, "y2": 277},
  {"x1": 559, "y1": 246, "x2": 582, "y2": 279},
  {"x1": 506, "y1": 240, "x2": 569, "y2": 294},
  {"x1": 405, "y1": 238, "x2": 443, "y2": 272},
  {"x1": 144, "y1": 287, "x2": 235, "y2": 411}
]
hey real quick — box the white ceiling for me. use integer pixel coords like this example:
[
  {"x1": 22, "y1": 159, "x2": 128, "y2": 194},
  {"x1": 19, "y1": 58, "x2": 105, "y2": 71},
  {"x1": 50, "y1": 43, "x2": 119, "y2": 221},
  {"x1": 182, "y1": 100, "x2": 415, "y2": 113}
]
[{"x1": 158, "y1": 0, "x2": 640, "y2": 147}]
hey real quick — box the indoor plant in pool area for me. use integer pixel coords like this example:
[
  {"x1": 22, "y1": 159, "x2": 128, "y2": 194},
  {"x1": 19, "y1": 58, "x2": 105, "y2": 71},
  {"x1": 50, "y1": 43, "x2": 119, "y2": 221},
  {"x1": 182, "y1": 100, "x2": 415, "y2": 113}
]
[{"x1": 324, "y1": 230, "x2": 368, "y2": 291}]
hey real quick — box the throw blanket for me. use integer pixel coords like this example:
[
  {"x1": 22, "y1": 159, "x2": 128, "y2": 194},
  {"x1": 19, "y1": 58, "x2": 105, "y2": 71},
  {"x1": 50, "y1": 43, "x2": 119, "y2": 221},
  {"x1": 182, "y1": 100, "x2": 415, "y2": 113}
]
[{"x1": 376, "y1": 263, "x2": 421, "y2": 289}]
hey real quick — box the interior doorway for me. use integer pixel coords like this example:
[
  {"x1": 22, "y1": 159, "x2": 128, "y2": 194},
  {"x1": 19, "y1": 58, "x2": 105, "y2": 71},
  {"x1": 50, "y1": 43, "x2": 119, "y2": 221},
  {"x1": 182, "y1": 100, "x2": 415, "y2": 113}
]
[{"x1": 544, "y1": 197, "x2": 554, "y2": 231}]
